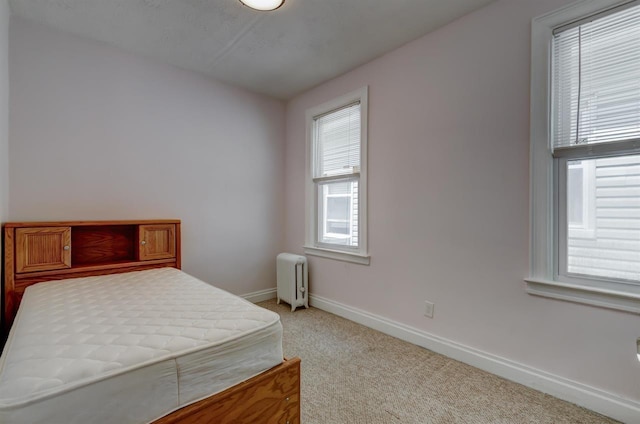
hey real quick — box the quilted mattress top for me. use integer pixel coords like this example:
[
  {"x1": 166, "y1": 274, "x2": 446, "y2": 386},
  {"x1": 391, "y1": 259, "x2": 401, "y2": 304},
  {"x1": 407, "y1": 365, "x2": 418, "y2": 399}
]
[{"x1": 0, "y1": 267, "x2": 281, "y2": 407}]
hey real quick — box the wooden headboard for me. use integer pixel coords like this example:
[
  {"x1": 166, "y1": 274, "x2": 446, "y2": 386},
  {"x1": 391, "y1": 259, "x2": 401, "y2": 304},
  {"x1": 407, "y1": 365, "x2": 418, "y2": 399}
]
[{"x1": 3, "y1": 220, "x2": 181, "y2": 332}]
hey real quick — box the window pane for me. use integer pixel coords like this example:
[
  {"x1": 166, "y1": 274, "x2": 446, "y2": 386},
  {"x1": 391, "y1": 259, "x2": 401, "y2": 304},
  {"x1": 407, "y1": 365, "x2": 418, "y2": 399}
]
[
  {"x1": 566, "y1": 154, "x2": 640, "y2": 282},
  {"x1": 327, "y1": 196, "x2": 350, "y2": 221},
  {"x1": 319, "y1": 180, "x2": 358, "y2": 247},
  {"x1": 567, "y1": 165, "x2": 584, "y2": 225},
  {"x1": 553, "y1": 4, "x2": 640, "y2": 149},
  {"x1": 315, "y1": 103, "x2": 361, "y2": 177},
  {"x1": 327, "y1": 221, "x2": 350, "y2": 235}
]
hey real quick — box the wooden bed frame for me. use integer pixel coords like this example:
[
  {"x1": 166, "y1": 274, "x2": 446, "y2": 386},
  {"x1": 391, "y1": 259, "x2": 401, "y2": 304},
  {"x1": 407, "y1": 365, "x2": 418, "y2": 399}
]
[{"x1": 2, "y1": 220, "x2": 301, "y2": 424}]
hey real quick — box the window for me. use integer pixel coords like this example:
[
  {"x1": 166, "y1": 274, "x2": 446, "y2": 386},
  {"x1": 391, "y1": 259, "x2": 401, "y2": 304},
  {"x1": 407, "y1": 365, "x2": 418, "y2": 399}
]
[
  {"x1": 528, "y1": 0, "x2": 640, "y2": 313},
  {"x1": 305, "y1": 87, "x2": 369, "y2": 264}
]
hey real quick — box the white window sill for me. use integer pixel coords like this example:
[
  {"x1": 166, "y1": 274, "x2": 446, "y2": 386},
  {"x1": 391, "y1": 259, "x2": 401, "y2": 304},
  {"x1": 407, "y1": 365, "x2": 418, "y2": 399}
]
[
  {"x1": 304, "y1": 246, "x2": 370, "y2": 265},
  {"x1": 525, "y1": 278, "x2": 640, "y2": 314}
]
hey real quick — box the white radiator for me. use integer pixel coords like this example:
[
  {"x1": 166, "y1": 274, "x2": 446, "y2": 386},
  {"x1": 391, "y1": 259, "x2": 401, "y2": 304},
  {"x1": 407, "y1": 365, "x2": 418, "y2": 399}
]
[{"x1": 276, "y1": 253, "x2": 309, "y2": 311}]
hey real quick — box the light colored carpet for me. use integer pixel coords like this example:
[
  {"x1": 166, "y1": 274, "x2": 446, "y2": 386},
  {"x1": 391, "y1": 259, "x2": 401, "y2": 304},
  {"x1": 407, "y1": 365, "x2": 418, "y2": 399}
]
[{"x1": 258, "y1": 300, "x2": 618, "y2": 424}]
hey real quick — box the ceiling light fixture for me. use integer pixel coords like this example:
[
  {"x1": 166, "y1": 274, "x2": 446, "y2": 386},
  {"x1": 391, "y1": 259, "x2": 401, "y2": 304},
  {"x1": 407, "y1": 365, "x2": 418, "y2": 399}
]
[{"x1": 238, "y1": 0, "x2": 284, "y2": 11}]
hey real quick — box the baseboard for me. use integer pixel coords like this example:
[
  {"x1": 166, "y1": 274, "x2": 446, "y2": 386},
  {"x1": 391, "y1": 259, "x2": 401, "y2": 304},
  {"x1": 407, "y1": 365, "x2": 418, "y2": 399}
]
[
  {"x1": 310, "y1": 293, "x2": 640, "y2": 424},
  {"x1": 242, "y1": 287, "x2": 277, "y2": 303}
]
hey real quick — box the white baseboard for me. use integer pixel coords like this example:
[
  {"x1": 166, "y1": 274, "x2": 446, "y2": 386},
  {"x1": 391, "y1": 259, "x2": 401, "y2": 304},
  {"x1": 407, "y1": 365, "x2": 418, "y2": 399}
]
[
  {"x1": 241, "y1": 287, "x2": 277, "y2": 303},
  {"x1": 310, "y1": 293, "x2": 640, "y2": 424}
]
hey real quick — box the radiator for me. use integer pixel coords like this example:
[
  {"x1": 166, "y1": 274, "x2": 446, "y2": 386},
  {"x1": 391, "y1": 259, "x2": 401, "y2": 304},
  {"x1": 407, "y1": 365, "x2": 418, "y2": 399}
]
[{"x1": 276, "y1": 253, "x2": 309, "y2": 312}]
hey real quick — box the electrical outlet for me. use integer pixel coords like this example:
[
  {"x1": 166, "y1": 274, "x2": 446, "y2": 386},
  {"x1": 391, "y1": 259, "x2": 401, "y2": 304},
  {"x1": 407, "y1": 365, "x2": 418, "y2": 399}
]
[{"x1": 424, "y1": 301, "x2": 434, "y2": 318}]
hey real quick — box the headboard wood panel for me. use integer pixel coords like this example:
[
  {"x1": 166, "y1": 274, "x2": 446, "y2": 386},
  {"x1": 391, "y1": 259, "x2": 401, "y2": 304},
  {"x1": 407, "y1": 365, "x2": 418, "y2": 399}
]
[{"x1": 2, "y1": 220, "x2": 181, "y2": 333}]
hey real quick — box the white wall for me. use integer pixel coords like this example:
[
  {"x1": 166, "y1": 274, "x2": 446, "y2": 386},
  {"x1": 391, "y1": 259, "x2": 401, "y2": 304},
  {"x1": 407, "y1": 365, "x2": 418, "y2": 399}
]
[
  {"x1": 9, "y1": 17, "x2": 285, "y2": 296},
  {"x1": 284, "y1": 0, "x2": 640, "y2": 414},
  {"x1": 0, "y1": 0, "x2": 8, "y2": 327},
  {"x1": 0, "y1": 0, "x2": 8, "y2": 224}
]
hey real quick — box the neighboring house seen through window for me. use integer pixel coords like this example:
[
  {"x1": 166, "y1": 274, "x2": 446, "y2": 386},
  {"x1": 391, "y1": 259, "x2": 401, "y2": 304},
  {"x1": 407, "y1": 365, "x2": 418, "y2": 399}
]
[{"x1": 566, "y1": 159, "x2": 596, "y2": 239}]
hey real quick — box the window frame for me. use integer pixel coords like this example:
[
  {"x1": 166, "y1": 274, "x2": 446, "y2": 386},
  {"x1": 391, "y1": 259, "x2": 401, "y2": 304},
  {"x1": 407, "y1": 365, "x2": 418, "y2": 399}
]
[
  {"x1": 527, "y1": 0, "x2": 640, "y2": 314},
  {"x1": 304, "y1": 87, "x2": 370, "y2": 265}
]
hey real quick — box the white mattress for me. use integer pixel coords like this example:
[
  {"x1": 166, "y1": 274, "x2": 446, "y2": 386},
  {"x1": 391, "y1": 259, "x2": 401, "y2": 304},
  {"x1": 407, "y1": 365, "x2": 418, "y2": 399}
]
[{"x1": 0, "y1": 268, "x2": 283, "y2": 424}]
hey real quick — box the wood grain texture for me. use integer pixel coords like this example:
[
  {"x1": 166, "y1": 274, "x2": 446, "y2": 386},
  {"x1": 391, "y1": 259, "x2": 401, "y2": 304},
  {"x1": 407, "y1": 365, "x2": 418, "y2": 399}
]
[
  {"x1": 14, "y1": 258, "x2": 176, "y2": 279},
  {"x1": 138, "y1": 224, "x2": 176, "y2": 261},
  {"x1": 155, "y1": 357, "x2": 301, "y2": 424},
  {"x1": 4, "y1": 219, "x2": 181, "y2": 228},
  {"x1": 3, "y1": 229, "x2": 15, "y2": 332},
  {"x1": 175, "y1": 223, "x2": 182, "y2": 269},
  {"x1": 15, "y1": 227, "x2": 71, "y2": 273},
  {"x1": 72, "y1": 225, "x2": 135, "y2": 264}
]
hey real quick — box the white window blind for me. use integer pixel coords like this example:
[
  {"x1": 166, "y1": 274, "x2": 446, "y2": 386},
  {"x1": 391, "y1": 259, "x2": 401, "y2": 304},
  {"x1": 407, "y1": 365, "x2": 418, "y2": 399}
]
[
  {"x1": 314, "y1": 102, "x2": 361, "y2": 179},
  {"x1": 552, "y1": 2, "x2": 640, "y2": 154}
]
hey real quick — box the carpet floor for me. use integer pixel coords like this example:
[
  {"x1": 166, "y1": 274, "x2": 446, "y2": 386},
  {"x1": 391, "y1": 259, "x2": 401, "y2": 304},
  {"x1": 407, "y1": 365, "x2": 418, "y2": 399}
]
[{"x1": 258, "y1": 300, "x2": 618, "y2": 424}]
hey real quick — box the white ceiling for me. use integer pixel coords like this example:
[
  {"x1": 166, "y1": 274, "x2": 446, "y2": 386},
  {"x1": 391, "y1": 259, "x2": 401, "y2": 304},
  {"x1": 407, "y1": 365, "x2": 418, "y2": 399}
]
[{"x1": 9, "y1": 0, "x2": 496, "y2": 99}]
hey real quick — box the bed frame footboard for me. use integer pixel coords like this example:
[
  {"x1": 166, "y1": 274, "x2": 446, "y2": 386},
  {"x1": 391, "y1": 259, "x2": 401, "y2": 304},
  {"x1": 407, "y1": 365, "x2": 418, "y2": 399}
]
[{"x1": 155, "y1": 357, "x2": 301, "y2": 424}]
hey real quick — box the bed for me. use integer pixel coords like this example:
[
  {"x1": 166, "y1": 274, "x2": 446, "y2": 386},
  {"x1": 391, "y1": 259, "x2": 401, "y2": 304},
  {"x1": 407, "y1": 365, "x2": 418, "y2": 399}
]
[{"x1": 1, "y1": 220, "x2": 301, "y2": 424}]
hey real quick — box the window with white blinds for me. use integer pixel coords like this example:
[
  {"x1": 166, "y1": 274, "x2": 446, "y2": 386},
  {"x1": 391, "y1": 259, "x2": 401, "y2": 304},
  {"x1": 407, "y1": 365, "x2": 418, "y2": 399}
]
[
  {"x1": 552, "y1": 2, "x2": 640, "y2": 154},
  {"x1": 313, "y1": 103, "x2": 360, "y2": 248},
  {"x1": 305, "y1": 87, "x2": 369, "y2": 264},
  {"x1": 553, "y1": 2, "x2": 640, "y2": 286},
  {"x1": 528, "y1": 0, "x2": 640, "y2": 313}
]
